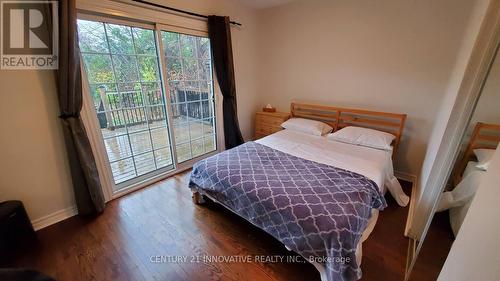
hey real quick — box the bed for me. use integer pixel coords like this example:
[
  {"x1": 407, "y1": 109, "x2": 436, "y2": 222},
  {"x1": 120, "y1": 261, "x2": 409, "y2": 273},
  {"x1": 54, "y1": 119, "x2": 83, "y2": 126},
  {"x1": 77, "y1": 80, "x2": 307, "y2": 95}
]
[
  {"x1": 451, "y1": 122, "x2": 500, "y2": 186},
  {"x1": 189, "y1": 102, "x2": 409, "y2": 281},
  {"x1": 440, "y1": 122, "x2": 500, "y2": 236}
]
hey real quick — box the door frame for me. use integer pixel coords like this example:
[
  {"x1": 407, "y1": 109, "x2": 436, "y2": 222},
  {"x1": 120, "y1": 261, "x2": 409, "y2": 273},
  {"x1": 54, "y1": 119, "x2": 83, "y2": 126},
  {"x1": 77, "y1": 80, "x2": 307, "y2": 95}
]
[
  {"x1": 405, "y1": 1, "x2": 500, "y2": 279},
  {"x1": 77, "y1": 1, "x2": 224, "y2": 201}
]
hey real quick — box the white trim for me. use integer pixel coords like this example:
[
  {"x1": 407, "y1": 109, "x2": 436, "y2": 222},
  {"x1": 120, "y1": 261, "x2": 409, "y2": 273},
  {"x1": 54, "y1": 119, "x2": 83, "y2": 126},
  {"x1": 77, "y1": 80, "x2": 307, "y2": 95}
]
[
  {"x1": 74, "y1": 0, "x2": 226, "y2": 223},
  {"x1": 76, "y1": 0, "x2": 208, "y2": 33},
  {"x1": 31, "y1": 153, "x2": 217, "y2": 230},
  {"x1": 31, "y1": 206, "x2": 78, "y2": 231},
  {"x1": 110, "y1": 151, "x2": 219, "y2": 199},
  {"x1": 405, "y1": 238, "x2": 417, "y2": 277},
  {"x1": 157, "y1": 23, "x2": 208, "y2": 38},
  {"x1": 111, "y1": 166, "x2": 190, "y2": 199},
  {"x1": 80, "y1": 57, "x2": 116, "y2": 202},
  {"x1": 394, "y1": 170, "x2": 418, "y2": 237},
  {"x1": 394, "y1": 170, "x2": 417, "y2": 186},
  {"x1": 155, "y1": 23, "x2": 180, "y2": 167},
  {"x1": 405, "y1": 1, "x2": 500, "y2": 280},
  {"x1": 408, "y1": 1, "x2": 500, "y2": 240},
  {"x1": 77, "y1": 8, "x2": 224, "y2": 198},
  {"x1": 213, "y1": 67, "x2": 226, "y2": 152},
  {"x1": 78, "y1": 12, "x2": 154, "y2": 30}
]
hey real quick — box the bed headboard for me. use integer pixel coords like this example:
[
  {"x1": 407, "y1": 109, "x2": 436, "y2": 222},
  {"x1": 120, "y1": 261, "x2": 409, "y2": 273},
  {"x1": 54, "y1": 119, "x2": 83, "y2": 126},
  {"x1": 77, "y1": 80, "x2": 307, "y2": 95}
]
[
  {"x1": 452, "y1": 122, "x2": 500, "y2": 185},
  {"x1": 290, "y1": 102, "x2": 407, "y2": 158}
]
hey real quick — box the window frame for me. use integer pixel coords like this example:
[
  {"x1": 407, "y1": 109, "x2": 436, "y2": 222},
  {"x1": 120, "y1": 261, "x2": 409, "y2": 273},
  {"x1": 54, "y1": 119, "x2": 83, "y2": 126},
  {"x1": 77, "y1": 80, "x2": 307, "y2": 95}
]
[
  {"x1": 79, "y1": 16, "x2": 177, "y2": 190},
  {"x1": 77, "y1": 3, "x2": 224, "y2": 201},
  {"x1": 157, "y1": 26, "x2": 220, "y2": 164}
]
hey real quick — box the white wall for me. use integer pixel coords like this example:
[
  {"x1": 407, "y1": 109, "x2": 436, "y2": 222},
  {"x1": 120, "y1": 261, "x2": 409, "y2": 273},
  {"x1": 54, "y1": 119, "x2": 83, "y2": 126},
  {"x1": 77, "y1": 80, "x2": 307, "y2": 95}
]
[
  {"x1": 0, "y1": 71, "x2": 76, "y2": 226},
  {"x1": 255, "y1": 0, "x2": 482, "y2": 176},
  {"x1": 469, "y1": 49, "x2": 500, "y2": 128},
  {"x1": 437, "y1": 146, "x2": 500, "y2": 281},
  {"x1": 0, "y1": 0, "x2": 492, "y2": 231},
  {"x1": 0, "y1": 0, "x2": 260, "y2": 225},
  {"x1": 155, "y1": 0, "x2": 261, "y2": 141},
  {"x1": 409, "y1": 0, "x2": 492, "y2": 239}
]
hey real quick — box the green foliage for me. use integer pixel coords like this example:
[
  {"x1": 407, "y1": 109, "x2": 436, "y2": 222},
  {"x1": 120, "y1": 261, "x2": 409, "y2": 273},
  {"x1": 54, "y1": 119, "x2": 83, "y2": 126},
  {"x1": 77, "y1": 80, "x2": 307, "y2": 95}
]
[
  {"x1": 83, "y1": 54, "x2": 115, "y2": 84},
  {"x1": 77, "y1": 20, "x2": 213, "y2": 110},
  {"x1": 78, "y1": 20, "x2": 160, "y2": 86},
  {"x1": 138, "y1": 57, "x2": 159, "y2": 82}
]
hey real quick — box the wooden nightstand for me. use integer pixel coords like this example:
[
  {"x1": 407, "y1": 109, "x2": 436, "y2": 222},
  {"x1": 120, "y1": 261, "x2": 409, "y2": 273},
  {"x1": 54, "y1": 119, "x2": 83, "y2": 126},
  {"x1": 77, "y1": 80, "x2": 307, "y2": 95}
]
[{"x1": 254, "y1": 111, "x2": 290, "y2": 139}]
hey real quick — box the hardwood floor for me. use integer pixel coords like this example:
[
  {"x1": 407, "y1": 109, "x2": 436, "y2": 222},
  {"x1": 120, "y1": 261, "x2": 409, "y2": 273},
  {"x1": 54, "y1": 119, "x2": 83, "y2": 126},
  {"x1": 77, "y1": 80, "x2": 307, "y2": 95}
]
[
  {"x1": 8, "y1": 171, "x2": 415, "y2": 281},
  {"x1": 408, "y1": 211, "x2": 454, "y2": 281}
]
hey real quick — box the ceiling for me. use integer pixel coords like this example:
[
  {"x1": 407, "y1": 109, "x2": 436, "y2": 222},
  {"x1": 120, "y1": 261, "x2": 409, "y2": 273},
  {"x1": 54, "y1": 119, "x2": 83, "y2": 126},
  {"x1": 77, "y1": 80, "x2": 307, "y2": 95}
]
[{"x1": 237, "y1": 0, "x2": 298, "y2": 10}]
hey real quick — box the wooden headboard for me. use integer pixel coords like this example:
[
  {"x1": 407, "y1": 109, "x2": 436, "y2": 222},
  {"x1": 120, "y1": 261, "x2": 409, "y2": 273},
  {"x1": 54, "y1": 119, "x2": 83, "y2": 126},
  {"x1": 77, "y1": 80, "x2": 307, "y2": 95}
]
[
  {"x1": 452, "y1": 122, "x2": 500, "y2": 185},
  {"x1": 290, "y1": 102, "x2": 407, "y2": 158}
]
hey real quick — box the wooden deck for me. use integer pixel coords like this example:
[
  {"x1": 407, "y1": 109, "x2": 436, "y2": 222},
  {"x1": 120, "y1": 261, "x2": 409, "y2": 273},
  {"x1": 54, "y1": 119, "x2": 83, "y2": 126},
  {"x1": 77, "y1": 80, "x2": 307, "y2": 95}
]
[{"x1": 101, "y1": 116, "x2": 215, "y2": 187}]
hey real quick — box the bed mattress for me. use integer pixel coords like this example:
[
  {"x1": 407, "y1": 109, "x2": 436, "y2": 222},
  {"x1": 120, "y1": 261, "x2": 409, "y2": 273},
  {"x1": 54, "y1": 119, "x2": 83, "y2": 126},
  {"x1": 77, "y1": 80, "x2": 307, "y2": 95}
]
[
  {"x1": 449, "y1": 161, "x2": 485, "y2": 236},
  {"x1": 256, "y1": 130, "x2": 409, "y2": 205},
  {"x1": 190, "y1": 129, "x2": 409, "y2": 281},
  {"x1": 255, "y1": 129, "x2": 409, "y2": 274}
]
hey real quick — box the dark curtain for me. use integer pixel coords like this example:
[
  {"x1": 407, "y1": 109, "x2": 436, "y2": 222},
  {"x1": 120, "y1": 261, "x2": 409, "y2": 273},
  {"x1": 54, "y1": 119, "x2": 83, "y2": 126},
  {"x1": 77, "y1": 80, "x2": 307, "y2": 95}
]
[
  {"x1": 207, "y1": 16, "x2": 244, "y2": 149},
  {"x1": 56, "y1": 0, "x2": 105, "y2": 214}
]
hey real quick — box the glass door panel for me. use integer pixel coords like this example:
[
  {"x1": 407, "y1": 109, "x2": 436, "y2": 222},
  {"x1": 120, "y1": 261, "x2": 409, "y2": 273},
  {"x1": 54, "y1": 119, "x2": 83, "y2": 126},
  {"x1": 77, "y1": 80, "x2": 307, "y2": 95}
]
[
  {"x1": 77, "y1": 19, "x2": 174, "y2": 190},
  {"x1": 161, "y1": 31, "x2": 217, "y2": 163}
]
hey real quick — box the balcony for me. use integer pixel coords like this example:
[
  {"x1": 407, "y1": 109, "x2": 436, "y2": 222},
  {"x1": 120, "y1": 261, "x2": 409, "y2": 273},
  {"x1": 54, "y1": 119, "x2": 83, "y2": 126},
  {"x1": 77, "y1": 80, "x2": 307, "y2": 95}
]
[{"x1": 93, "y1": 87, "x2": 216, "y2": 186}]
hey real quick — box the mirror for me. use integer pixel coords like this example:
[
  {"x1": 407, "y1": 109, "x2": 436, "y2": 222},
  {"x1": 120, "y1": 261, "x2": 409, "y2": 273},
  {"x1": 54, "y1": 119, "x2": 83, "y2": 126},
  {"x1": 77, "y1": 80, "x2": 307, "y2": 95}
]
[{"x1": 407, "y1": 44, "x2": 500, "y2": 280}]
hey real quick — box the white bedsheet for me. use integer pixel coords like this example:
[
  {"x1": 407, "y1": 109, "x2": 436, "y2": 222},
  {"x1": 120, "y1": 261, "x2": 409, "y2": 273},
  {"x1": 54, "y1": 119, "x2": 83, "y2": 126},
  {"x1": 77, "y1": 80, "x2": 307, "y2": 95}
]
[
  {"x1": 437, "y1": 161, "x2": 485, "y2": 236},
  {"x1": 256, "y1": 129, "x2": 408, "y2": 277},
  {"x1": 256, "y1": 129, "x2": 410, "y2": 206}
]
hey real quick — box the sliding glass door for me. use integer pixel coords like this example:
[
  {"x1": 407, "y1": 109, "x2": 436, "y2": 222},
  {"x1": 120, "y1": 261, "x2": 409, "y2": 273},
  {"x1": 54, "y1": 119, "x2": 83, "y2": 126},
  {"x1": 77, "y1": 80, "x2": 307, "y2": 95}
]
[
  {"x1": 77, "y1": 18, "x2": 218, "y2": 193},
  {"x1": 161, "y1": 31, "x2": 217, "y2": 163}
]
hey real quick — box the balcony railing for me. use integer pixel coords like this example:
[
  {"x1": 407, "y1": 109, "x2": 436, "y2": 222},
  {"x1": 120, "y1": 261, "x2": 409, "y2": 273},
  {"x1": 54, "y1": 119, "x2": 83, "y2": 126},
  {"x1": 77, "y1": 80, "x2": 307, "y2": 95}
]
[{"x1": 94, "y1": 88, "x2": 211, "y2": 130}]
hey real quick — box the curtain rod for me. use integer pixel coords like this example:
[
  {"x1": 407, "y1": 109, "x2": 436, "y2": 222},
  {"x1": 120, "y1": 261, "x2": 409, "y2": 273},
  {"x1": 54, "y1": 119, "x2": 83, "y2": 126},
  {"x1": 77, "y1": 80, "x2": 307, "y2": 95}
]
[{"x1": 131, "y1": 0, "x2": 242, "y2": 26}]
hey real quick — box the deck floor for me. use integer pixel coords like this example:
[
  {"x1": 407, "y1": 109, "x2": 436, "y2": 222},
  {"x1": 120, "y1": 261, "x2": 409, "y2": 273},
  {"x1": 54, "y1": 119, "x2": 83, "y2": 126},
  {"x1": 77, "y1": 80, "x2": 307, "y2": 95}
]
[{"x1": 102, "y1": 116, "x2": 216, "y2": 187}]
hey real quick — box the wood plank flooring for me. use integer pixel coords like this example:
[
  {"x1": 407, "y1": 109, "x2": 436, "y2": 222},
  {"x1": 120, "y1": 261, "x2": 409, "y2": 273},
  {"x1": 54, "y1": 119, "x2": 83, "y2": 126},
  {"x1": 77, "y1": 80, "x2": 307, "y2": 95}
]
[
  {"x1": 7, "y1": 171, "x2": 421, "y2": 281},
  {"x1": 408, "y1": 210, "x2": 454, "y2": 281}
]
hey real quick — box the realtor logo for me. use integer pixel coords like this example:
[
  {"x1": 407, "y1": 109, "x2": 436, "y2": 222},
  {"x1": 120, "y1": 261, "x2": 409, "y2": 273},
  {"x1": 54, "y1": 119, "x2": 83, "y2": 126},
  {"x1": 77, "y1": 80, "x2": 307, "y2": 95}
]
[{"x1": 1, "y1": 1, "x2": 58, "y2": 69}]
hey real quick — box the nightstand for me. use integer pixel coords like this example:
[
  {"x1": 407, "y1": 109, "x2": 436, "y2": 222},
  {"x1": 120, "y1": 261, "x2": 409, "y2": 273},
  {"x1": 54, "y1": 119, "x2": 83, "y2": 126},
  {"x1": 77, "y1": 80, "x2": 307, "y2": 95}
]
[{"x1": 254, "y1": 111, "x2": 290, "y2": 139}]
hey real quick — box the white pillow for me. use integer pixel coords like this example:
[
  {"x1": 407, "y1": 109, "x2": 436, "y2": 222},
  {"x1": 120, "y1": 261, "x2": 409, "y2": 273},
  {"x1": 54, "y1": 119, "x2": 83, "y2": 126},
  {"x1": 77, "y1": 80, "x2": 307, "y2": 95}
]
[
  {"x1": 327, "y1": 126, "x2": 395, "y2": 151},
  {"x1": 281, "y1": 118, "x2": 333, "y2": 136},
  {"x1": 474, "y1": 148, "x2": 495, "y2": 171}
]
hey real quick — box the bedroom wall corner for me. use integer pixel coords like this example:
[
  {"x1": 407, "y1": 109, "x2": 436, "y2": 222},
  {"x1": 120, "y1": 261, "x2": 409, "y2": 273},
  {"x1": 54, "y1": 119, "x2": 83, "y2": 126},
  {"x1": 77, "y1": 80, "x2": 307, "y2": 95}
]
[
  {"x1": 153, "y1": 0, "x2": 261, "y2": 141},
  {"x1": 186, "y1": 0, "x2": 259, "y2": 142},
  {"x1": 254, "y1": 0, "x2": 483, "y2": 178},
  {"x1": 0, "y1": 70, "x2": 76, "y2": 227},
  {"x1": 0, "y1": 0, "x2": 260, "y2": 230}
]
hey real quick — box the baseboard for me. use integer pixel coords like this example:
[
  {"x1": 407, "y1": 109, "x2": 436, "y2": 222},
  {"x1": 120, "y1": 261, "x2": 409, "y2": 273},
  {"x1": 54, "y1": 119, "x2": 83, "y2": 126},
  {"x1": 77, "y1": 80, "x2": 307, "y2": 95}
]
[
  {"x1": 395, "y1": 172, "x2": 419, "y2": 238},
  {"x1": 405, "y1": 237, "x2": 418, "y2": 280},
  {"x1": 394, "y1": 170, "x2": 418, "y2": 186},
  {"x1": 394, "y1": 170, "x2": 418, "y2": 238},
  {"x1": 31, "y1": 206, "x2": 78, "y2": 231},
  {"x1": 29, "y1": 172, "x2": 417, "y2": 232}
]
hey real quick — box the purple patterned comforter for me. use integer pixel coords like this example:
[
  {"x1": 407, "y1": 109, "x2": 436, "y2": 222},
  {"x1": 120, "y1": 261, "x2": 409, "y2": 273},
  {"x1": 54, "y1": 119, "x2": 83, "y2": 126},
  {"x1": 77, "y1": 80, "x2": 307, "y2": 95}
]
[{"x1": 189, "y1": 142, "x2": 386, "y2": 281}]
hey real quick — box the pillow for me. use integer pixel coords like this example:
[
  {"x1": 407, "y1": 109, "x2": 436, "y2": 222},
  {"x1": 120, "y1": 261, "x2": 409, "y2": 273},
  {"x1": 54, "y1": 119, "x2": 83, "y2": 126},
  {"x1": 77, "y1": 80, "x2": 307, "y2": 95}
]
[
  {"x1": 281, "y1": 118, "x2": 333, "y2": 136},
  {"x1": 474, "y1": 148, "x2": 495, "y2": 171},
  {"x1": 327, "y1": 126, "x2": 395, "y2": 151}
]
